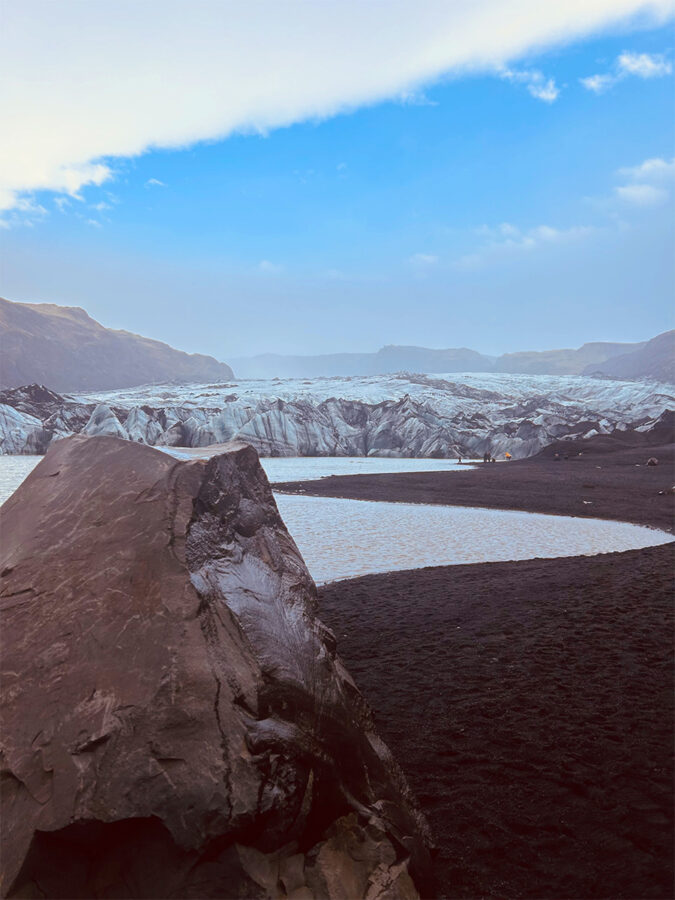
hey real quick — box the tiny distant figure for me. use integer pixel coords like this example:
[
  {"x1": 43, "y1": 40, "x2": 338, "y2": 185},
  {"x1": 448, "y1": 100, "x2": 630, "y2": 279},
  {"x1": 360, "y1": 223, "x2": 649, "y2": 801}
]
[
  {"x1": 554, "y1": 451, "x2": 560, "y2": 461},
  {"x1": 647, "y1": 457, "x2": 659, "y2": 467},
  {"x1": 483, "y1": 451, "x2": 489, "y2": 464},
  {"x1": 457, "y1": 456, "x2": 462, "y2": 465},
  {"x1": 491, "y1": 456, "x2": 496, "y2": 463},
  {"x1": 505, "y1": 452, "x2": 512, "y2": 461}
]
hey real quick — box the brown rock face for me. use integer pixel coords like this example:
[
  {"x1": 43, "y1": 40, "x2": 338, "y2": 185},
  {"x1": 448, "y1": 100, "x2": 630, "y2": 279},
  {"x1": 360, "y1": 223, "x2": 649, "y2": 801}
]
[{"x1": 0, "y1": 436, "x2": 430, "y2": 899}]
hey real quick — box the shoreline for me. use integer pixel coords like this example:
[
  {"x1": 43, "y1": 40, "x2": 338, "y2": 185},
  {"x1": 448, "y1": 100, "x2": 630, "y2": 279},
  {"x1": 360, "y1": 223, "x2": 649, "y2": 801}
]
[
  {"x1": 278, "y1": 443, "x2": 674, "y2": 899},
  {"x1": 273, "y1": 442, "x2": 675, "y2": 533}
]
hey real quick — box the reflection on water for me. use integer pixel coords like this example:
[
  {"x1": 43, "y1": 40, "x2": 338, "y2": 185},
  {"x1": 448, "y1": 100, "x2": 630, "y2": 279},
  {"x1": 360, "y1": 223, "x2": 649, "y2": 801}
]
[
  {"x1": 1, "y1": 455, "x2": 670, "y2": 584},
  {"x1": 274, "y1": 494, "x2": 672, "y2": 584}
]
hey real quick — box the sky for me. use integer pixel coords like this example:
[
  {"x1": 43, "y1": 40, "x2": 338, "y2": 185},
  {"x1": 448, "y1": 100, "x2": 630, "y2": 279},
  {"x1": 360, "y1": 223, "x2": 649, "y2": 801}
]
[{"x1": 1, "y1": 1, "x2": 674, "y2": 362}]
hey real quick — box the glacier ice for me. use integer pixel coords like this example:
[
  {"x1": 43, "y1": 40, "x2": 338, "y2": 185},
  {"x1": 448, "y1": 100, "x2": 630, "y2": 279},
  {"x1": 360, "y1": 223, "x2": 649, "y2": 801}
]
[{"x1": 0, "y1": 372, "x2": 672, "y2": 458}]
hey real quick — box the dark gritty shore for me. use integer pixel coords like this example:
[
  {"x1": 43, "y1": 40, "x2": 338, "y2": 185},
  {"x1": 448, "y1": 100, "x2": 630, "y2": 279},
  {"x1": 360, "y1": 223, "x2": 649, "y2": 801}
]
[{"x1": 276, "y1": 440, "x2": 675, "y2": 899}]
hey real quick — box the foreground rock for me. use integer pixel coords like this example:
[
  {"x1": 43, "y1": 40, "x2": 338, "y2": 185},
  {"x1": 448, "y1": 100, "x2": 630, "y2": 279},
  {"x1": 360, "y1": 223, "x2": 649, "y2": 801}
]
[{"x1": 0, "y1": 436, "x2": 430, "y2": 899}]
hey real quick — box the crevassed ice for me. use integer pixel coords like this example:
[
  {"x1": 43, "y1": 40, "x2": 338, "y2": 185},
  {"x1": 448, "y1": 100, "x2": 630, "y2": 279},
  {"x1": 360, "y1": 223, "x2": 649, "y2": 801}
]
[{"x1": 71, "y1": 371, "x2": 673, "y2": 421}]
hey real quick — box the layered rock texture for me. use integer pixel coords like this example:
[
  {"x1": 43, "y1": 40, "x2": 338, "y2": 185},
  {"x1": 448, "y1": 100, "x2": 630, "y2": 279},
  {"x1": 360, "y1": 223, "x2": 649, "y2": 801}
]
[
  {"x1": 0, "y1": 297, "x2": 234, "y2": 391},
  {"x1": 1, "y1": 372, "x2": 672, "y2": 459},
  {"x1": 0, "y1": 436, "x2": 430, "y2": 899}
]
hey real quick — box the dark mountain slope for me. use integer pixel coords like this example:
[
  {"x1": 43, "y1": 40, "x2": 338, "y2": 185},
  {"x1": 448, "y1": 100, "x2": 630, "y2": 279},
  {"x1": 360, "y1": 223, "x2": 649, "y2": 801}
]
[
  {"x1": 0, "y1": 297, "x2": 234, "y2": 391},
  {"x1": 495, "y1": 340, "x2": 645, "y2": 376},
  {"x1": 583, "y1": 330, "x2": 674, "y2": 383}
]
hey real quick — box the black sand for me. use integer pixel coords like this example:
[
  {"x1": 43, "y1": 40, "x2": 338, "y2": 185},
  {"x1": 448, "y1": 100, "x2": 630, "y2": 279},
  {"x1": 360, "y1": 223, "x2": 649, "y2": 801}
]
[{"x1": 276, "y1": 444, "x2": 675, "y2": 898}]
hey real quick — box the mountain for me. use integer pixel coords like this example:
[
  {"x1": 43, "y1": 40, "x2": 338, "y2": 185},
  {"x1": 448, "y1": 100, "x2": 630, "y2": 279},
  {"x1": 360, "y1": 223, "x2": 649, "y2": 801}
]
[
  {"x1": 230, "y1": 339, "x2": 656, "y2": 379},
  {"x1": 0, "y1": 297, "x2": 234, "y2": 391},
  {"x1": 230, "y1": 344, "x2": 496, "y2": 378},
  {"x1": 2, "y1": 295, "x2": 669, "y2": 388},
  {"x1": 582, "y1": 331, "x2": 675, "y2": 383},
  {"x1": 494, "y1": 341, "x2": 645, "y2": 376}
]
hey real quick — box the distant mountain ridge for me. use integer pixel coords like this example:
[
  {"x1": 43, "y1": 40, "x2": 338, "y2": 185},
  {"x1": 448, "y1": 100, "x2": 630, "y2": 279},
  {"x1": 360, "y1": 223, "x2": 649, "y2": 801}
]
[
  {"x1": 230, "y1": 344, "x2": 495, "y2": 378},
  {"x1": 232, "y1": 336, "x2": 671, "y2": 382},
  {"x1": 1, "y1": 296, "x2": 671, "y2": 389},
  {"x1": 0, "y1": 297, "x2": 234, "y2": 391},
  {"x1": 495, "y1": 341, "x2": 646, "y2": 377}
]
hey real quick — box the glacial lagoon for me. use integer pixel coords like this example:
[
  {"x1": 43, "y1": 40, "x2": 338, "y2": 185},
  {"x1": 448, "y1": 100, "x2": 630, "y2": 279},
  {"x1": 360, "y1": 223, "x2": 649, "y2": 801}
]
[{"x1": 1, "y1": 454, "x2": 671, "y2": 584}]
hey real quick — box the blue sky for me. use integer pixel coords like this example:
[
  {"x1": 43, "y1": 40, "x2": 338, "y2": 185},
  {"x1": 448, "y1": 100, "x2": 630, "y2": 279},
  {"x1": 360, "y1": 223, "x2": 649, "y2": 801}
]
[{"x1": 1, "y1": 2, "x2": 673, "y2": 360}]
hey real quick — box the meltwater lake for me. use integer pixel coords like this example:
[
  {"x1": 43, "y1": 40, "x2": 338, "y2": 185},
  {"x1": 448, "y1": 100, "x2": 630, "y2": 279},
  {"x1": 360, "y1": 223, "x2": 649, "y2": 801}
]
[{"x1": 1, "y1": 454, "x2": 671, "y2": 584}]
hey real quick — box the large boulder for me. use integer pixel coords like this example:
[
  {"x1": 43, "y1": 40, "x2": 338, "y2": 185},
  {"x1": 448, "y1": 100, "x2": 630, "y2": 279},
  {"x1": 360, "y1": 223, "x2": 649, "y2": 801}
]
[{"x1": 0, "y1": 435, "x2": 430, "y2": 899}]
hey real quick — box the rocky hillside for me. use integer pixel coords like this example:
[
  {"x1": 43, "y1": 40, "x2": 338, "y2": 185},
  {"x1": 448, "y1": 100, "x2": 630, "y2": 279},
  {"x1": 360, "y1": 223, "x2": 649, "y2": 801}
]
[
  {"x1": 0, "y1": 297, "x2": 234, "y2": 391},
  {"x1": 0, "y1": 435, "x2": 430, "y2": 898},
  {"x1": 583, "y1": 330, "x2": 675, "y2": 384},
  {"x1": 1, "y1": 372, "x2": 672, "y2": 459},
  {"x1": 494, "y1": 340, "x2": 645, "y2": 377}
]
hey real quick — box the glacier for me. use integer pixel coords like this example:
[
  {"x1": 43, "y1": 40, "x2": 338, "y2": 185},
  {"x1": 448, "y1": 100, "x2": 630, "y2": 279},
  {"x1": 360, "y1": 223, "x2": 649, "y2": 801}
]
[{"x1": 0, "y1": 373, "x2": 672, "y2": 458}]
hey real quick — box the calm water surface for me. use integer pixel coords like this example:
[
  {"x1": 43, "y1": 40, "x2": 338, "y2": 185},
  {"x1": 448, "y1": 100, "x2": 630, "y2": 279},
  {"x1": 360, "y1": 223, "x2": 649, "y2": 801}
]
[
  {"x1": 274, "y1": 494, "x2": 672, "y2": 583},
  {"x1": 1, "y1": 454, "x2": 670, "y2": 583},
  {"x1": 159, "y1": 451, "x2": 470, "y2": 481}
]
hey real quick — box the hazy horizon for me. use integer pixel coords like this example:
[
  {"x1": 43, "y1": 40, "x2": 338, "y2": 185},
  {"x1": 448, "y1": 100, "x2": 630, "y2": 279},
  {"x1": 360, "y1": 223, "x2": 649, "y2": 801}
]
[{"x1": 3, "y1": 293, "x2": 670, "y2": 364}]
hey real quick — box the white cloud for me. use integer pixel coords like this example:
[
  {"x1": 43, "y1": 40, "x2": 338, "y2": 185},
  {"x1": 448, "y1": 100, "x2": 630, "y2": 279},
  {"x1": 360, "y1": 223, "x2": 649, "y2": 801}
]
[
  {"x1": 581, "y1": 50, "x2": 672, "y2": 92},
  {"x1": 1, "y1": 0, "x2": 673, "y2": 212},
  {"x1": 614, "y1": 183, "x2": 668, "y2": 205},
  {"x1": 456, "y1": 221, "x2": 595, "y2": 267},
  {"x1": 409, "y1": 252, "x2": 439, "y2": 265},
  {"x1": 618, "y1": 156, "x2": 675, "y2": 181},
  {"x1": 611, "y1": 155, "x2": 675, "y2": 206},
  {"x1": 398, "y1": 90, "x2": 439, "y2": 106},
  {"x1": 145, "y1": 178, "x2": 166, "y2": 187},
  {"x1": 86, "y1": 218, "x2": 103, "y2": 228},
  {"x1": 482, "y1": 222, "x2": 593, "y2": 247},
  {"x1": 0, "y1": 196, "x2": 48, "y2": 229},
  {"x1": 617, "y1": 50, "x2": 672, "y2": 76},
  {"x1": 528, "y1": 79, "x2": 560, "y2": 103},
  {"x1": 579, "y1": 73, "x2": 616, "y2": 93},
  {"x1": 258, "y1": 259, "x2": 283, "y2": 273},
  {"x1": 500, "y1": 67, "x2": 560, "y2": 102}
]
